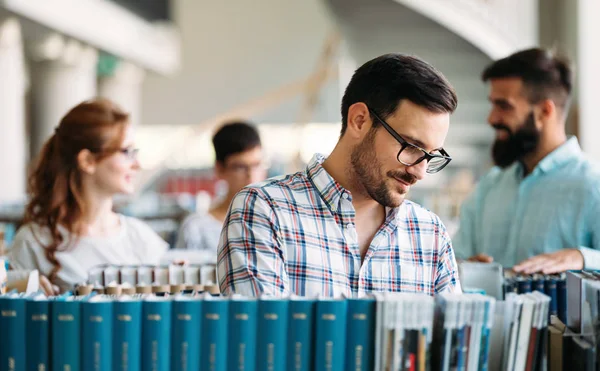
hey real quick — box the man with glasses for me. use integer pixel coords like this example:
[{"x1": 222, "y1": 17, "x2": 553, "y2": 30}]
[
  {"x1": 454, "y1": 48, "x2": 600, "y2": 274},
  {"x1": 217, "y1": 54, "x2": 461, "y2": 297},
  {"x1": 175, "y1": 121, "x2": 267, "y2": 251}
]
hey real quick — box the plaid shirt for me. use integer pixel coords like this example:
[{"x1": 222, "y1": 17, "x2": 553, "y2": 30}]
[{"x1": 217, "y1": 154, "x2": 461, "y2": 297}]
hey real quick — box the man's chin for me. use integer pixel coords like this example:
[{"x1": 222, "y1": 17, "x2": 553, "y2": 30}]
[{"x1": 384, "y1": 192, "x2": 406, "y2": 208}]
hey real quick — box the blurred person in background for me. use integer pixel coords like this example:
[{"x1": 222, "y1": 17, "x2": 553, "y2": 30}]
[
  {"x1": 218, "y1": 54, "x2": 461, "y2": 297},
  {"x1": 454, "y1": 48, "x2": 600, "y2": 274},
  {"x1": 7, "y1": 99, "x2": 168, "y2": 294},
  {"x1": 174, "y1": 121, "x2": 267, "y2": 251}
]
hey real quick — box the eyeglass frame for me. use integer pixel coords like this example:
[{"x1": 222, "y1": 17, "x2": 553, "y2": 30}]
[
  {"x1": 368, "y1": 108, "x2": 452, "y2": 174},
  {"x1": 119, "y1": 147, "x2": 140, "y2": 160},
  {"x1": 90, "y1": 147, "x2": 139, "y2": 160}
]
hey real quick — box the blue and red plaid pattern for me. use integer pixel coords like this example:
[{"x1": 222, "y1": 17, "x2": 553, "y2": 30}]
[{"x1": 217, "y1": 154, "x2": 461, "y2": 297}]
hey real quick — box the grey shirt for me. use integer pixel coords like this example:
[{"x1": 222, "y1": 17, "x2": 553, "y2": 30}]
[
  {"x1": 8, "y1": 215, "x2": 169, "y2": 292},
  {"x1": 174, "y1": 212, "x2": 224, "y2": 252}
]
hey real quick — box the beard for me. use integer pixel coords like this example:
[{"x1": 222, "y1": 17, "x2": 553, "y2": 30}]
[
  {"x1": 491, "y1": 112, "x2": 540, "y2": 168},
  {"x1": 349, "y1": 128, "x2": 417, "y2": 208}
]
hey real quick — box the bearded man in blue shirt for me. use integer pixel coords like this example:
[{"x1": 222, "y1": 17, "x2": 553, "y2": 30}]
[{"x1": 453, "y1": 48, "x2": 600, "y2": 274}]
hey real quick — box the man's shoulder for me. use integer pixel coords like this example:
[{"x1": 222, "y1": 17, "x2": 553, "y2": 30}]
[{"x1": 238, "y1": 171, "x2": 316, "y2": 201}]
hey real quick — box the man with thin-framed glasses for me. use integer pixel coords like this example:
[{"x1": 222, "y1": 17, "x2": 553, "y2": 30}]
[{"x1": 217, "y1": 54, "x2": 462, "y2": 297}]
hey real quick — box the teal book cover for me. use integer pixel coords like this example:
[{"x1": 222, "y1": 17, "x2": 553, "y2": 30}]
[
  {"x1": 228, "y1": 297, "x2": 258, "y2": 371},
  {"x1": 142, "y1": 296, "x2": 172, "y2": 371},
  {"x1": 201, "y1": 295, "x2": 229, "y2": 371},
  {"x1": 314, "y1": 298, "x2": 348, "y2": 371},
  {"x1": 345, "y1": 298, "x2": 375, "y2": 371},
  {"x1": 51, "y1": 298, "x2": 82, "y2": 371},
  {"x1": 171, "y1": 296, "x2": 202, "y2": 371},
  {"x1": 0, "y1": 294, "x2": 26, "y2": 371},
  {"x1": 286, "y1": 297, "x2": 315, "y2": 371},
  {"x1": 113, "y1": 297, "x2": 142, "y2": 371},
  {"x1": 82, "y1": 296, "x2": 114, "y2": 371},
  {"x1": 256, "y1": 297, "x2": 289, "y2": 371},
  {"x1": 26, "y1": 295, "x2": 50, "y2": 371}
]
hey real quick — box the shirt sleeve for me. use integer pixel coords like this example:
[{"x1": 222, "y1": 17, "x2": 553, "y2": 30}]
[
  {"x1": 7, "y1": 225, "x2": 44, "y2": 273},
  {"x1": 579, "y1": 187, "x2": 600, "y2": 269},
  {"x1": 452, "y1": 189, "x2": 479, "y2": 261},
  {"x1": 435, "y1": 221, "x2": 462, "y2": 294},
  {"x1": 217, "y1": 187, "x2": 288, "y2": 297}
]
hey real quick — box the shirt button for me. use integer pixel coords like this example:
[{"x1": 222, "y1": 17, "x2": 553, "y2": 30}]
[
  {"x1": 346, "y1": 223, "x2": 354, "y2": 229},
  {"x1": 342, "y1": 193, "x2": 349, "y2": 200}
]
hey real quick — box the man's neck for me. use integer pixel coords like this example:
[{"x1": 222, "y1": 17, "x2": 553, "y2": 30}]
[
  {"x1": 321, "y1": 147, "x2": 383, "y2": 216},
  {"x1": 210, "y1": 194, "x2": 235, "y2": 222},
  {"x1": 521, "y1": 132, "x2": 568, "y2": 175}
]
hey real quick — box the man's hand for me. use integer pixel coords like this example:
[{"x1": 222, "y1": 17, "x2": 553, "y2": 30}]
[
  {"x1": 513, "y1": 249, "x2": 584, "y2": 274},
  {"x1": 467, "y1": 254, "x2": 494, "y2": 263}
]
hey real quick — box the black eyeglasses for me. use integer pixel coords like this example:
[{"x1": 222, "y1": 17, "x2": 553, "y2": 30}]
[
  {"x1": 119, "y1": 147, "x2": 140, "y2": 160},
  {"x1": 369, "y1": 109, "x2": 452, "y2": 174}
]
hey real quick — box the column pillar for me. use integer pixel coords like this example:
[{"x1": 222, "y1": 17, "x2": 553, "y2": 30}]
[
  {"x1": 98, "y1": 59, "x2": 146, "y2": 127},
  {"x1": 577, "y1": 0, "x2": 600, "y2": 160},
  {"x1": 29, "y1": 34, "x2": 98, "y2": 157},
  {"x1": 0, "y1": 15, "x2": 27, "y2": 203}
]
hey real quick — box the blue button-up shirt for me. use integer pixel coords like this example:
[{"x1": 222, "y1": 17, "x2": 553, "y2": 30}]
[{"x1": 453, "y1": 137, "x2": 600, "y2": 269}]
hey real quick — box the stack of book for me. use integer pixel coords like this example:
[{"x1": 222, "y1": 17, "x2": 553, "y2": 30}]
[
  {"x1": 503, "y1": 271, "x2": 566, "y2": 323},
  {"x1": 499, "y1": 291, "x2": 550, "y2": 371},
  {"x1": 81, "y1": 263, "x2": 218, "y2": 295},
  {"x1": 431, "y1": 293, "x2": 496, "y2": 371},
  {"x1": 543, "y1": 270, "x2": 600, "y2": 371}
]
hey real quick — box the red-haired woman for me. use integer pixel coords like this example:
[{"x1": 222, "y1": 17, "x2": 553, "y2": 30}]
[{"x1": 7, "y1": 99, "x2": 168, "y2": 293}]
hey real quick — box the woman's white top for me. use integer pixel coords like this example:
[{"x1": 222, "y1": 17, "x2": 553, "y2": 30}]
[{"x1": 7, "y1": 215, "x2": 169, "y2": 292}]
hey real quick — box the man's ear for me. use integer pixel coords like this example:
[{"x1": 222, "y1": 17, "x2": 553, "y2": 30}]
[
  {"x1": 345, "y1": 102, "x2": 372, "y2": 139},
  {"x1": 77, "y1": 149, "x2": 97, "y2": 175},
  {"x1": 214, "y1": 161, "x2": 226, "y2": 179},
  {"x1": 538, "y1": 98, "x2": 557, "y2": 126}
]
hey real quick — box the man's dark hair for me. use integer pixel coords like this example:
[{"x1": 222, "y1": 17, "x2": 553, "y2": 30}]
[
  {"x1": 212, "y1": 121, "x2": 261, "y2": 163},
  {"x1": 482, "y1": 48, "x2": 573, "y2": 110},
  {"x1": 340, "y1": 53, "x2": 458, "y2": 136}
]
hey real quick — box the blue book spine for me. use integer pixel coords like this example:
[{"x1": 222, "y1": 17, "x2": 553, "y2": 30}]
[
  {"x1": 82, "y1": 300, "x2": 113, "y2": 371},
  {"x1": 345, "y1": 298, "x2": 375, "y2": 371},
  {"x1": 0, "y1": 296, "x2": 26, "y2": 371},
  {"x1": 533, "y1": 278, "x2": 545, "y2": 293},
  {"x1": 171, "y1": 300, "x2": 202, "y2": 371},
  {"x1": 26, "y1": 299, "x2": 50, "y2": 371},
  {"x1": 113, "y1": 300, "x2": 142, "y2": 371},
  {"x1": 287, "y1": 299, "x2": 315, "y2": 371},
  {"x1": 256, "y1": 299, "x2": 289, "y2": 371},
  {"x1": 557, "y1": 277, "x2": 567, "y2": 323},
  {"x1": 517, "y1": 278, "x2": 532, "y2": 294},
  {"x1": 544, "y1": 278, "x2": 558, "y2": 317},
  {"x1": 456, "y1": 327, "x2": 466, "y2": 371},
  {"x1": 51, "y1": 300, "x2": 81, "y2": 371},
  {"x1": 201, "y1": 299, "x2": 229, "y2": 371},
  {"x1": 314, "y1": 300, "x2": 348, "y2": 371},
  {"x1": 228, "y1": 299, "x2": 258, "y2": 371},
  {"x1": 478, "y1": 301, "x2": 492, "y2": 371},
  {"x1": 142, "y1": 300, "x2": 172, "y2": 371}
]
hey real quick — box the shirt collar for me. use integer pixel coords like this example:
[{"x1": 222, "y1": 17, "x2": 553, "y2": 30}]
[
  {"x1": 531, "y1": 136, "x2": 583, "y2": 175},
  {"x1": 306, "y1": 154, "x2": 348, "y2": 214},
  {"x1": 306, "y1": 154, "x2": 401, "y2": 222}
]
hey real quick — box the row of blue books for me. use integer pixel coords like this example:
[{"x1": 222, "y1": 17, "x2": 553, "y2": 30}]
[
  {"x1": 0, "y1": 291, "x2": 374, "y2": 371},
  {"x1": 0, "y1": 290, "x2": 502, "y2": 371}
]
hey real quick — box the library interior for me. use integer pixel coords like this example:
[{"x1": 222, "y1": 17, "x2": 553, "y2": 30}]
[{"x1": 1, "y1": 1, "x2": 600, "y2": 370}]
